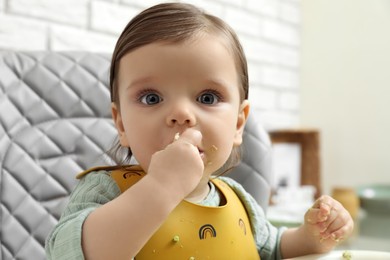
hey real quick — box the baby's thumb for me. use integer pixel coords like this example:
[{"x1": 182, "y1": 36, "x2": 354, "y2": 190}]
[{"x1": 176, "y1": 129, "x2": 202, "y2": 147}]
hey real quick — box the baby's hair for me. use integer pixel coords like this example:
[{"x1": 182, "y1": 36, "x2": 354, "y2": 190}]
[{"x1": 108, "y1": 2, "x2": 249, "y2": 165}]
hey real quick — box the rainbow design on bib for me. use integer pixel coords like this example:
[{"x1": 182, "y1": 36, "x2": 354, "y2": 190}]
[
  {"x1": 123, "y1": 171, "x2": 142, "y2": 179},
  {"x1": 199, "y1": 224, "x2": 217, "y2": 239},
  {"x1": 238, "y1": 218, "x2": 246, "y2": 235}
]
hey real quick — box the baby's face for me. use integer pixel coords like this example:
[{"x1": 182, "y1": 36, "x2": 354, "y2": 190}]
[{"x1": 113, "y1": 34, "x2": 249, "y2": 175}]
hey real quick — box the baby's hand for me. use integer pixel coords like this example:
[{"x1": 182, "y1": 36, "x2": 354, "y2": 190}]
[
  {"x1": 147, "y1": 129, "x2": 204, "y2": 199},
  {"x1": 303, "y1": 195, "x2": 354, "y2": 249}
]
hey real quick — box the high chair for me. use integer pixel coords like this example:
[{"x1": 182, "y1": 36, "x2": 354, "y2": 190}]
[{"x1": 0, "y1": 51, "x2": 273, "y2": 260}]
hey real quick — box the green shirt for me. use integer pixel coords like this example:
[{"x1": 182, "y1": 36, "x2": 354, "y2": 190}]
[{"x1": 45, "y1": 170, "x2": 285, "y2": 260}]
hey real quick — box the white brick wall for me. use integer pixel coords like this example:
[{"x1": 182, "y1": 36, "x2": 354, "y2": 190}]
[
  {"x1": 9, "y1": 0, "x2": 89, "y2": 27},
  {"x1": 91, "y1": 1, "x2": 139, "y2": 34},
  {"x1": 0, "y1": 0, "x2": 301, "y2": 130},
  {"x1": 50, "y1": 24, "x2": 117, "y2": 51},
  {"x1": 0, "y1": 15, "x2": 48, "y2": 50}
]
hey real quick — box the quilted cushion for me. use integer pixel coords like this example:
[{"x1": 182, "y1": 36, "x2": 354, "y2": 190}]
[
  {"x1": 0, "y1": 52, "x2": 116, "y2": 260},
  {"x1": 0, "y1": 51, "x2": 272, "y2": 260},
  {"x1": 226, "y1": 115, "x2": 273, "y2": 212}
]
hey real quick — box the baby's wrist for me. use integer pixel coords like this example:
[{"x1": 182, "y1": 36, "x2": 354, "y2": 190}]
[{"x1": 142, "y1": 174, "x2": 186, "y2": 205}]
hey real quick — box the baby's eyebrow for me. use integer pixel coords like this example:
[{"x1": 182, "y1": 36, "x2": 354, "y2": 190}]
[
  {"x1": 204, "y1": 78, "x2": 232, "y2": 89},
  {"x1": 127, "y1": 76, "x2": 157, "y2": 89}
]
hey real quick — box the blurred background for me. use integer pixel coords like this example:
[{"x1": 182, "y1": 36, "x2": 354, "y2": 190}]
[
  {"x1": 1, "y1": 0, "x2": 389, "y2": 198},
  {"x1": 0, "y1": 0, "x2": 390, "y2": 254},
  {"x1": 301, "y1": 0, "x2": 390, "y2": 194}
]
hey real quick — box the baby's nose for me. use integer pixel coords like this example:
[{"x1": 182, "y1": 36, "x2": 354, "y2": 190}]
[{"x1": 166, "y1": 101, "x2": 197, "y2": 126}]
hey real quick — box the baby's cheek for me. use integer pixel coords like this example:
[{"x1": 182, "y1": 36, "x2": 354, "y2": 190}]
[
  {"x1": 217, "y1": 145, "x2": 237, "y2": 168},
  {"x1": 131, "y1": 146, "x2": 156, "y2": 171}
]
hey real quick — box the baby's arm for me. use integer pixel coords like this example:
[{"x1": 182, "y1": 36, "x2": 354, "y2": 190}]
[
  {"x1": 280, "y1": 195, "x2": 354, "y2": 258},
  {"x1": 82, "y1": 130, "x2": 204, "y2": 260}
]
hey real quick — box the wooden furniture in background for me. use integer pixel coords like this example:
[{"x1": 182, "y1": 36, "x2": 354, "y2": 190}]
[{"x1": 269, "y1": 129, "x2": 322, "y2": 198}]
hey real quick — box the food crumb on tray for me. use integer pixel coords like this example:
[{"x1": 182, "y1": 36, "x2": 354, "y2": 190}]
[{"x1": 342, "y1": 250, "x2": 352, "y2": 259}]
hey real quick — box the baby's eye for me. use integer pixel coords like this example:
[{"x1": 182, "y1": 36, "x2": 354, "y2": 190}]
[
  {"x1": 139, "y1": 93, "x2": 163, "y2": 105},
  {"x1": 197, "y1": 91, "x2": 222, "y2": 105}
]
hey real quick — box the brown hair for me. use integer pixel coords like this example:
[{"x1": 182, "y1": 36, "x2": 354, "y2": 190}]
[{"x1": 108, "y1": 2, "x2": 248, "y2": 165}]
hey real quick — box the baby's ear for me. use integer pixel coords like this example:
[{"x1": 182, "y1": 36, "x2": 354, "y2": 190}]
[
  {"x1": 111, "y1": 103, "x2": 129, "y2": 147},
  {"x1": 233, "y1": 100, "x2": 250, "y2": 146}
]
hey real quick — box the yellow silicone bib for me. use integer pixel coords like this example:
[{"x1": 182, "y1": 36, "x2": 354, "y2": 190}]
[{"x1": 79, "y1": 165, "x2": 260, "y2": 259}]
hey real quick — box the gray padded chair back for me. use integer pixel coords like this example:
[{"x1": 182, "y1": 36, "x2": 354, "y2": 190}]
[
  {"x1": 0, "y1": 51, "x2": 272, "y2": 260},
  {"x1": 226, "y1": 114, "x2": 272, "y2": 212}
]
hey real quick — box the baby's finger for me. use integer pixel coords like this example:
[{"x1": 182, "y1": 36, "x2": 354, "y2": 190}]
[
  {"x1": 175, "y1": 129, "x2": 202, "y2": 146},
  {"x1": 317, "y1": 206, "x2": 339, "y2": 236},
  {"x1": 304, "y1": 208, "x2": 322, "y2": 224},
  {"x1": 312, "y1": 195, "x2": 336, "y2": 210},
  {"x1": 305, "y1": 202, "x2": 331, "y2": 224},
  {"x1": 327, "y1": 221, "x2": 354, "y2": 243},
  {"x1": 321, "y1": 209, "x2": 352, "y2": 239}
]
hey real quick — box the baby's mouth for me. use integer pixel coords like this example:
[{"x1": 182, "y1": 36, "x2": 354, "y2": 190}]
[
  {"x1": 197, "y1": 147, "x2": 205, "y2": 161},
  {"x1": 198, "y1": 148, "x2": 205, "y2": 158}
]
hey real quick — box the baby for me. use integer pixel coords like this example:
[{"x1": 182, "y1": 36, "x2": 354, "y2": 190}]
[{"x1": 45, "y1": 3, "x2": 353, "y2": 259}]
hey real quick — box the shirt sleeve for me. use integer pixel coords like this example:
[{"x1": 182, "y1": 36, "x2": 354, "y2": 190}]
[
  {"x1": 218, "y1": 176, "x2": 287, "y2": 260},
  {"x1": 45, "y1": 170, "x2": 121, "y2": 260}
]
